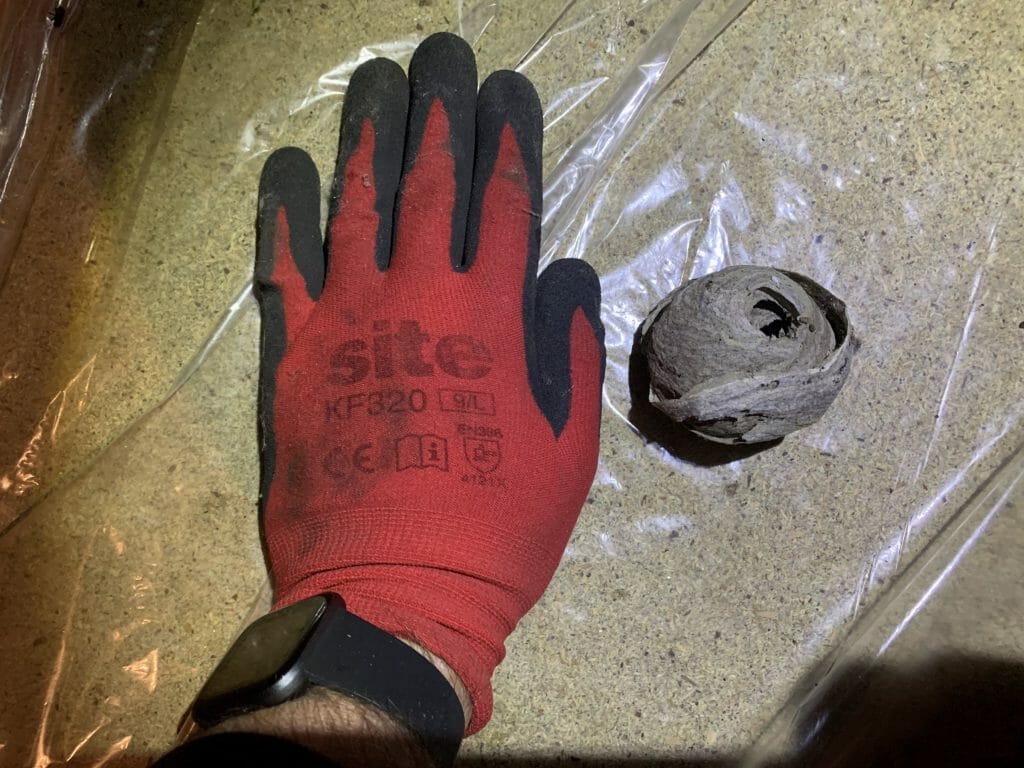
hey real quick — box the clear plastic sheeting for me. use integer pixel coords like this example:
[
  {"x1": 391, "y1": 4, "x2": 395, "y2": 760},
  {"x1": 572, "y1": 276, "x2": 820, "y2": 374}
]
[
  {"x1": 0, "y1": 0, "x2": 207, "y2": 530},
  {"x1": 741, "y1": 441, "x2": 1024, "y2": 767},
  {"x1": 0, "y1": 0, "x2": 69, "y2": 285},
  {"x1": 2, "y1": 0, "x2": 1023, "y2": 765}
]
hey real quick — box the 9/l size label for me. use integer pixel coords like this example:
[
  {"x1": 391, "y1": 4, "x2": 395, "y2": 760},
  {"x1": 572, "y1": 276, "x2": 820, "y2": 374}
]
[{"x1": 440, "y1": 389, "x2": 496, "y2": 415}]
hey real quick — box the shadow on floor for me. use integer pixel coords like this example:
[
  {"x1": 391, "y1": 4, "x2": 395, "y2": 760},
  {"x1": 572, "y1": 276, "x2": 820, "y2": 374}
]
[
  {"x1": 761, "y1": 652, "x2": 1024, "y2": 768},
  {"x1": 457, "y1": 758, "x2": 726, "y2": 767},
  {"x1": 99, "y1": 653, "x2": 1024, "y2": 767}
]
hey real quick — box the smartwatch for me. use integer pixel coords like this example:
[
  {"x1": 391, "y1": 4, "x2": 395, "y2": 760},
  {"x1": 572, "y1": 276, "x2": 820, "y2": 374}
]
[{"x1": 190, "y1": 593, "x2": 464, "y2": 768}]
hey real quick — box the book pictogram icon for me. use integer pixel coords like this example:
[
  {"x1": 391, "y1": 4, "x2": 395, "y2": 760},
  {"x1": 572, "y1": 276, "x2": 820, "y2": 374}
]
[{"x1": 396, "y1": 434, "x2": 449, "y2": 471}]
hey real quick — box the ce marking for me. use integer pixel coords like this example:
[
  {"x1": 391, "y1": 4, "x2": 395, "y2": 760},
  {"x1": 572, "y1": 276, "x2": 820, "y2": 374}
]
[{"x1": 353, "y1": 442, "x2": 377, "y2": 473}]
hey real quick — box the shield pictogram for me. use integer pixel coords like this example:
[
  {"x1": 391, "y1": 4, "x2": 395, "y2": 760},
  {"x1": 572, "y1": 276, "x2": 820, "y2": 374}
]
[{"x1": 464, "y1": 438, "x2": 500, "y2": 473}]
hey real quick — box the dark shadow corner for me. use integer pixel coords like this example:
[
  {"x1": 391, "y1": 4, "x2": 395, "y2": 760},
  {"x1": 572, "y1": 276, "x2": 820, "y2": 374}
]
[
  {"x1": 767, "y1": 652, "x2": 1024, "y2": 768},
  {"x1": 456, "y1": 757, "x2": 728, "y2": 767}
]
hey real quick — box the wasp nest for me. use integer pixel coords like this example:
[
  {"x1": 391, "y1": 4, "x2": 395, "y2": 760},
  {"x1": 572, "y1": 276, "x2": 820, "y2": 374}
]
[{"x1": 639, "y1": 266, "x2": 853, "y2": 444}]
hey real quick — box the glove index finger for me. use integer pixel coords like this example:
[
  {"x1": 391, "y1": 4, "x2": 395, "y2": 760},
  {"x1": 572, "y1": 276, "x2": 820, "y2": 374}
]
[
  {"x1": 325, "y1": 56, "x2": 408, "y2": 284},
  {"x1": 463, "y1": 69, "x2": 543, "y2": 276},
  {"x1": 254, "y1": 147, "x2": 324, "y2": 516},
  {"x1": 390, "y1": 32, "x2": 477, "y2": 276},
  {"x1": 256, "y1": 146, "x2": 324, "y2": 344}
]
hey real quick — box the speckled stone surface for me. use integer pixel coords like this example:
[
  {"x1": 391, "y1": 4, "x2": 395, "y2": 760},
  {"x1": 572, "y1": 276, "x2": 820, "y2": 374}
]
[{"x1": 1, "y1": 0, "x2": 1022, "y2": 765}]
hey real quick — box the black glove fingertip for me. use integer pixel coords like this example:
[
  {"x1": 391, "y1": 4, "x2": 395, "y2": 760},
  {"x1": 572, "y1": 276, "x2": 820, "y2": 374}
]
[
  {"x1": 530, "y1": 258, "x2": 606, "y2": 436},
  {"x1": 256, "y1": 146, "x2": 324, "y2": 301}
]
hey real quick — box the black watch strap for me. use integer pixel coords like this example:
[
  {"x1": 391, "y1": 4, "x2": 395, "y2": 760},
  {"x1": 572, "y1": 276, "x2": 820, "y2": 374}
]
[
  {"x1": 191, "y1": 594, "x2": 464, "y2": 768},
  {"x1": 305, "y1": 597, "x2": 465, "y2": 768}
]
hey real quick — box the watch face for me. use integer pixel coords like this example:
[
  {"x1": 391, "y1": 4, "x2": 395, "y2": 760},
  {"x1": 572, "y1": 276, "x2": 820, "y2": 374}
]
[{"x1": 196, "y1": 595, "x2": 327, "y2": 708}]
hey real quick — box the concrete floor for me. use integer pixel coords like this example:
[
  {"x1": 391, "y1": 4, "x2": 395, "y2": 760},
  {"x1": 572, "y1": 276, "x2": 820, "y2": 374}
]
[{"x1": 1, "y1": 0, "x2": 1022, "y2": 764}]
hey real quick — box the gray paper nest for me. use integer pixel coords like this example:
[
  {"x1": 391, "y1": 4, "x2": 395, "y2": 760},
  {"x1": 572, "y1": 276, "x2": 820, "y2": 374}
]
[{"x1": 639, "y1": 265, "x2": 854, "y2": 445}]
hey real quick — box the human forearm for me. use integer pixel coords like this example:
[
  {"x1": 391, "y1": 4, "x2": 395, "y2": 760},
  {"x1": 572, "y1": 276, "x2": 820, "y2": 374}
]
[
  {"x1": 197, "y1": 638, "x2": 471, "y2": 768},
  {"x1": 203, "y1": 686, "x2": 429, "y2": 768}
]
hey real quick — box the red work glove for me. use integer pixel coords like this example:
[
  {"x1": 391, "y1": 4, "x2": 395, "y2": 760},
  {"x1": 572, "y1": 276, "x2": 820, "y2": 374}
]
[{"x1": 254, "y1": 33, "x2": 605, "y2": 734}]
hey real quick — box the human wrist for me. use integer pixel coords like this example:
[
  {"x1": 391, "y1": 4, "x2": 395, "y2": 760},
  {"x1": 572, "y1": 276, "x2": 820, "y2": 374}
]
[
  {"x1": 186, "y1": 595, "x2": 469, "y2": 767},
  {"x1": 192, "y1": 649, "x2": 469, "y2": 768},
  {"x1": 201, "y1": 686, "x2": 433, "y2": 768}
]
